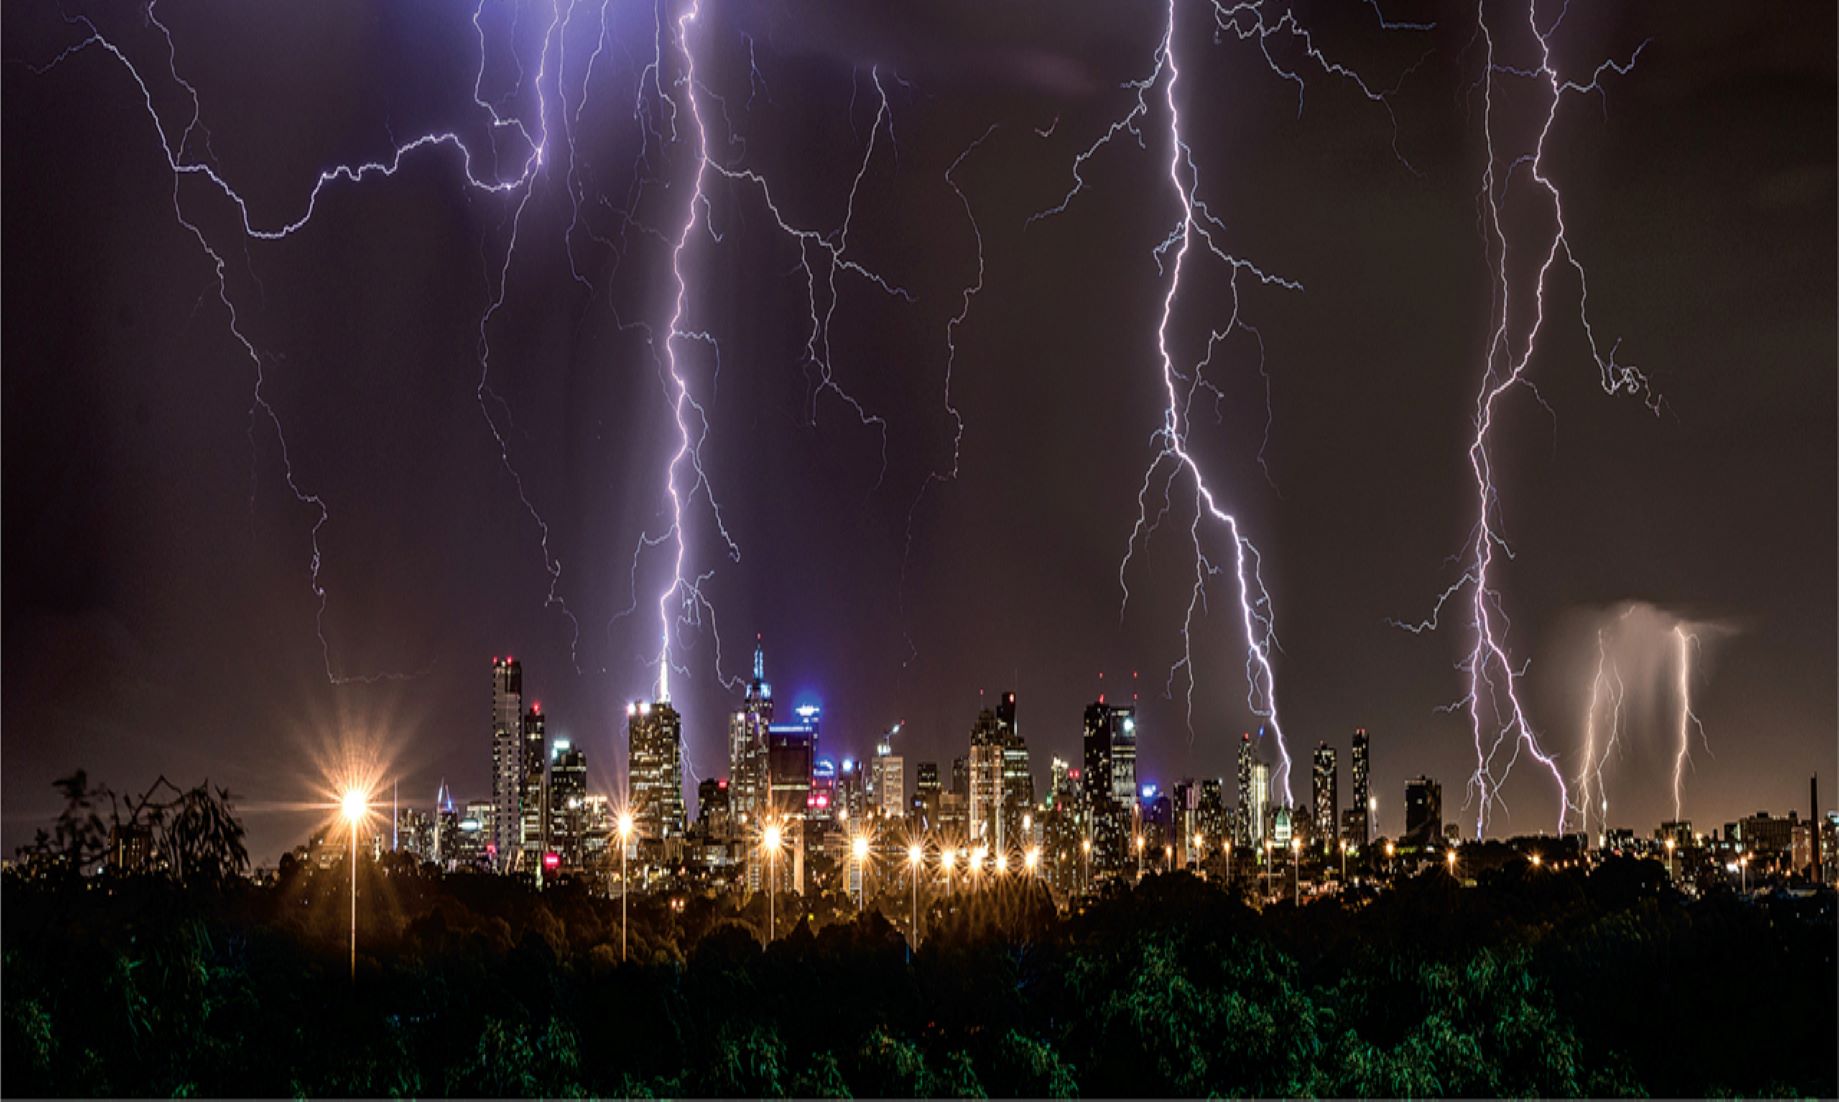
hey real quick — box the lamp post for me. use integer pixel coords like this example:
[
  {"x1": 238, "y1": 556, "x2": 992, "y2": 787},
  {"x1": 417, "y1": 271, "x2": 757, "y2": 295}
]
[
  {"x1": 1025, "y1": 845, "x2": 1040, "y2": 878},
  {"x1": 1530, "y1": 851, "x2": 1543, "y2": 869},
  {"x1": 1193, "y1": 833, "x2": 1206, "y2": 880},
  {"x1": 940, "y1": 846, "x2": 955, "y2": 897},
  {"x1": 852, "y1": 833, "x2": 871, "y2": 913},
  {"x1": 1164, "y1": 843, "x2": 1174, "y2": 874},
  {"x1": 1738, "y1": 850, "x2": 1749, "y2": 893},
  {"x1": 1446, "y1": 847, "x2": 1459, "y2": 879},
  {"x1": 1290, "y1": 838, "x2": 1300, "y2": 905},
  {"x1": 971, "y1": 845, "x2": 987, "y2": 889},
  {"x1": 1664, "y1": 836, "x2": 1677, "y2": 880},
  {"x1": 1384, "y1": 839, "x2": 1395, "y2": 878},
  {"x1": 1338, "y1": 838, "x2": 1348, "y2": 885},
  {"x1": 763, "y1": 822, "x2": 783, "y2": 942},
  {"x1": 340, "y1": 789, "x2": 366, "y2": 981},
  {"x1": 1134, "y1": 834, "x2": 1145, "y2": 881},
  {"x1": 1263, "y1": 840, "x2": 1273, "y2": 901},
  {"x1": 617, "y1": 813, "x2": 634, "y2": 961},
  {"x1": 1081, "y1": 837, "x2": 1092, "y2": 894},
  {"x1": 1224, "y1": 838, "x2": 1232, "y2": 885},
  {"x1": 908, "y1": 844, "x2": 924, "y2": 946}
]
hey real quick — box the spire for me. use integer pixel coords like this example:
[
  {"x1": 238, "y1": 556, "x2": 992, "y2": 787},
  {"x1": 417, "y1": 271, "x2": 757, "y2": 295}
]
[{"x1": 753, "y1": 633, "x2": 765, "y2": 682}]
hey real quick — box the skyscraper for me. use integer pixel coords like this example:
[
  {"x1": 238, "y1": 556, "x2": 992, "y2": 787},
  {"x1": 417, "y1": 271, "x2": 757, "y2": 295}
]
[
  {"x1": 871, "y1": 725, "x2": 906, "y2": 821},
  {"x1": 519, "y1": 702, "x2": 546, "y2": 868},
  {"x1": 727, "y1": 638, "x2": 773, "y2": 829},
  {"x1": 766, "y1": 705, "x2": 820, "y2": 894},
  {"x1": 627, "y1": 700, "x2": 686, "y2": 852},
  {"x1": 1082, "y1": 701, "x2": 1113, "y2": 806},
  {"x1": 1108, "y1": 703, "x2": 1138, "y2": 806},
  {"x1": 548, "y1": 738, "x2": 587, "y2": 868},
  {"x1": 1350, "y1": 728, "x2": 1371, "y2": 846},
  {"x1": 915, "y1": 761, "x2": 941, "y2": 828},
  {"x1": 997, "y1": 692, "x2": 1034, "y2": 848},
  {"x1": 1235, "y1": 732, "x2": 1255, "y2": 846},
  {"x1": 968, "y1": 707, "x2": 1004, "y2": 845},
  {"x1": 489, "y1": 656, "x2": 523, "y2": 870},
  {"x1": 1312, "y1": 742, "x2": 1338, "y2": 852},
  {"x1": 1250, "y1": 761, "x2": 1270, "y2": 847},
  {"x1": 1404, "y1": 775, "x2": 1442, "y2": 848}
]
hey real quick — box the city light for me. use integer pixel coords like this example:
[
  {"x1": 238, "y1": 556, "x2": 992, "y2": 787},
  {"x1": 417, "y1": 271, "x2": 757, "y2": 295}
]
[{"x1": 1025, "y1": 846, "x2": 1041, "y2": 873}]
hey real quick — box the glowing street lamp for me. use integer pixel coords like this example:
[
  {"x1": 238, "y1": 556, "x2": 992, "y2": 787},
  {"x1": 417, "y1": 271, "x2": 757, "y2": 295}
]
[
  {"x1": 341, "y1": 789, "x2": 366, "y2": 980},
  {"x1": 763, "y1": 822, "x2": 784, "y2": 941},
  {"x1": 1338, "y1": 838, "x2": 1349, "y2": 884},
  {"x1": 1290, "y1": 838, "x2": 1301, "y2": 905},
  {"x1": 1025, "y1": 846, "x2": 1040, "y2": 875},
  {"x1": 1263, "y1": 839, "x2": 1274, "y2": 900},
  {"x1": 1664, "y1": 836, "x2": 1677, "y2": 880},
  {"x1": 1224, "y1": 838, "x2": 1233, "y2": 884},
  {"x1": 1384, "y1": 839, "x2": 1395, "y2": 877},
  {"x1": 1529, "y1": 851, "x2": 1543, "y2": 869},
  {"x1": 1080, "y1": 837, "x2": 1092, "y2": 893},
  {"x1": 995, "y1": 850, "x2": 1009, "y2": 876},
  {"x1": 1134, "y1": 834, "x2": 1146, "y2": 880},
  {"x1": 908, "y1": 844, "x2": 925, "y2": 945},
  {"x1": 971, "y1": 845, "x2": 987, "y2": 886},
  {"x1": 1446, "y1": 848, "x2": 1459, "y2": 878},
  {"x1": 940, "y1": 846, "x2": 956, "y2": 896},
  {"x1": 617, "y1": 812, "x2": 634, "y2": 961}
]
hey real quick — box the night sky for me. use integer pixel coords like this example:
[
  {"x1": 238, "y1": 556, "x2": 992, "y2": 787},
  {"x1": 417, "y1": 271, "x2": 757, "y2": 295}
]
[{"x1": 4, "y1": 1, "x2": 1833, "y2": 863}]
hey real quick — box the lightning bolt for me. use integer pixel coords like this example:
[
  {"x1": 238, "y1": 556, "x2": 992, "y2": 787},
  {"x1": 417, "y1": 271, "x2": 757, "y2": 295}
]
[
  {"x1": 28, "y1": 0, "x2": 576, "y2": 681},
  {"x1": 1033, "y1": 0, "x2": 1425, "y2": 805},
  {"x1": 1572, "y1": 612, "x2": 1629, "y2": 841},
  {"x1": 645, "y1": 5, "x2": 915, "y2": 703},
  {"x1": 1672, "y1": 623, "x2": 1708, "y2": 824},
  {"x1": 1398, "y1": 1, "x2": 1655, "y2": 838}
]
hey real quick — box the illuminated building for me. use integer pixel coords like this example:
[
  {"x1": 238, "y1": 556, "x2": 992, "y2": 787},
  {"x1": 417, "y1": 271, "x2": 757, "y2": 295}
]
[
  {"x1": 766, "y1": 705, "x2": 820, "y2": 893},
  {"x1": 837, "y1": 756, "x2": 866, "y2": 821},
  {"x1": 871, "y1": 726, "x2": 906, "y2": 821},
  {"x1": 915, "y1": 761, "x2": 941, "y2": 829},
  {"x1": 727, "y1": 638, "x2": 773, "y2": 828},
  {"x1": 1312, "y1": 742, "x2": 1338, "y2": 853},
  {"x1": 1107, "y1": 704, "x2": 1138, "y2": 806},
  {"x1": 997, "y1": 693, "x2": 1034, "y2": 848},
  {"x1": 519, "y1": 702, "x2": 546, "y2": 868},
  {"x1": 968, "y1": 707, "x2": 1003, "y2": 845},
  {"x1": 1250, "y1": 761, "x2": 1270, "y2": 847},
  {"x1": 1235, "y1": 732, "x2": 1255, "y2": 846},
  {"x1": 627, "y1": 700, "x2": 686, "y2": 854},
  {"x1": 698, "y1": 776, "x2": 732, "y2": 837},
  {"x1": 489, "y1": 656, "x2": 523, "y2": 871},
  {"x1": 548, "y1": 739, "x2": 587, "y2": 869},
  {"x1": 1403, "y1": 775, "x2": 1442, "y2": 848},
  {"x1": 1350, "y1": 728, "x2": 1372, "y2": 847},
  {"x1": 458, "y1": 800, "x2": 493, "y2": 870}
]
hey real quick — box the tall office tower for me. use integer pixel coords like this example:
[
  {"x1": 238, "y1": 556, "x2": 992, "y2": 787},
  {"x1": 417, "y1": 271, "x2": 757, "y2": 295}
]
[
  {"x1": 951, "y1": 756, "x2": 969, "y2": 797},
  {"x1": 1235, "y1": 732, "x2": 1255, "y2": 846},
  {"x1": 871, "y1": 726, "x2": 906, "y2": 821},
  {"x1": 1312, "y1": 742, "x2": 1339, "y2": 852},
  {"x1": 519, "y1": 703, "x2": 547, "y2": 867},
  {"x1": 1082, "y1": 700, "x2": 1114, "y2": 805},
  {"x1": 548, "y1": 738, "x2": 587, "y2": 868},
  {"x1": 837, "y1": 757, "x2": 866, "y2": 821},
  {"x1": 627, "y1": 700, "x2": 686, "y2": 850},
  {"x1": 489, "y1": 657, "x2": 524, "y2": 870},
  {"x1": 766, "y1": 705, "x2": 820, "y2": 894},
  {"x1": 1107, "y1": 703, "x2": 1138, "y2": 806},
  {"x1": 968, "y1": 707, "x2": 1004, "y2": 845},
  {"x1": 915, "y1": 761, "x2": 942, "y2": 829},
  {"x1": 1250, "y1": 761, "x2": 1270, "y2": 847},
  {"x1": 808, "y1": 757, "x2": 839, "y2": 827},
  {"x1": 1197, "y1": 779, "x2": 1228, "y2": 849},
  {"x1": 458, "y1": 800, "x2": 494, "y2": 869},
  {"x1": 1350, "y1": 728, "x2": 1371, "y2": 846},
  {"x1": 996, "y1": 693, "x2": 1034, "y2": 848},
  {"x1": 1403, "y1": 776, "x2": 1443, "y2": 847},
  {"x1": 727, "y1": 638, "x2": 774, "y2": 830},
  {"x1": 1050, "y1": 756, "x2": 1071, "y2": 796}
]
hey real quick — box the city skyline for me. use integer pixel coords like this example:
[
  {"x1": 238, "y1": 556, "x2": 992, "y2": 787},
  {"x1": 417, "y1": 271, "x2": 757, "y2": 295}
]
[{"x1": 3, "y1": 2, "x2": 1833, "y2": 868}]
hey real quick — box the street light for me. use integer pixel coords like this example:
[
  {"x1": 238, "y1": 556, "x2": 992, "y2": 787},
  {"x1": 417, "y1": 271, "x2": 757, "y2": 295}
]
[
  {"x1": 617, "y1": 812, "x2": 635, "y2": 961},
  {"x1": 852, "y1": 833, "x2": 871, "y2": 912},
  {"x1": 763, "y1": 822, "x2": 784, "y2": 941},
  {"x1": 1164, "y1": 843, "x2": 1174, "y2": 873},
  {"x1": 940, "y1": 846, "x2": 956, "y2": 896},
  {"x1": 1338, "y1": 838, "x2": 1349, "y2": 885},
  {"x1": 1081, "y1": 837, "x2": 1092, "y2": 893},
  {"x1": 994, "y1": 850, "x2": 1009, "y2": 875},
  {"x1": 907, "y1": 844, "x2": 924, "y2": 946},
  {"x1": 1446, "y1": 848, "x2": 1459, "y2": 878},
  {"x1": 1290, "y1": 838, "x2": 1300, "y2": 905},
  {"x1": 971, "y1": 845, "x2": 987, "y2": 886},
  {"x1": 340, "y1": 789, "x2": 366, "y2": 981},
  {"x1": 1384, "y1": 839, "x2": 1395, "y2": 877},
  {"x1": 1664, "y1": 837, "x2": 1677, "y2": 880},
  {"x1": 1134, "y1": 834, "x2": 1145, "y2": 880},
  {"x1": 1263, "y1": 840, "x2": 1273, "y2": 900},
  {"x1": 1224, "y1": 838, "x2": 1233, "y2": 885},
  {"x1": 1025, "y1": 846, "x2": 1040, "y2": 875}
]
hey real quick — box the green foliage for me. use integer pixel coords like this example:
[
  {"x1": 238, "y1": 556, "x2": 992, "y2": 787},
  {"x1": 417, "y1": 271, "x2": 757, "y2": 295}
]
[{"x1": 3, "y1": 834, "x2": 1833, "y2": 1098}]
